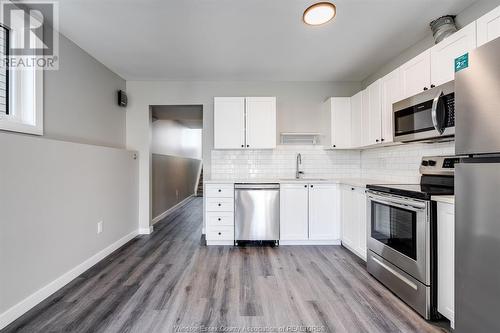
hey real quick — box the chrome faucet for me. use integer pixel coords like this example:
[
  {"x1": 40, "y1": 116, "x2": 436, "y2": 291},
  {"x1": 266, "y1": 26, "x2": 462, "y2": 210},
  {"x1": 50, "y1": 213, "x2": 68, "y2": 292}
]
[{"x1": 296, "y1": 153, "x2": 304, "y2": 179}]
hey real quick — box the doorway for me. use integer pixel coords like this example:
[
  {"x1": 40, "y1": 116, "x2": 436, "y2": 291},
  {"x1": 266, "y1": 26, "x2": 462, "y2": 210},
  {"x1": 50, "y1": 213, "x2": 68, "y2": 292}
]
[{"x1": 150, "y1": 105, "x2": 203, "y2": 224}]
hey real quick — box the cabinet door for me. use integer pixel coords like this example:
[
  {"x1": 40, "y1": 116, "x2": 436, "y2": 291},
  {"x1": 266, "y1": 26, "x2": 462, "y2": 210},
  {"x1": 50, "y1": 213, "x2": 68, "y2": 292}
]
[
  {"x1": 368, "y1": 80, "x2": 382, "y2": 145},
  {"x1": 477, "y1": 5, "x2": 500, "y2": 47},
  {"x1": 361, "y1": 89, "x2": 371, "y2": 147},
  {"x1": 431, "y1": 22, "x2": 477, "y2": 87},
  {"x1": 308, "y1": 184, "x2": 340, "y2": 240},
  {"x1": 381, "y1": 68, "x2": 402, "y2": 144},
  {"x1": 354, "y1": 187, "x2": 367, "y2": 259},
  {"x1": 350, "y1": 91, "x2": 363, "y2": 148},
  {"x1": 341, "y1": 186, "x2": 358, "y2": 249},
  {"x1": 400, "y1": 50, "x2": 431, "y2": 100},
  {"x1": 331, "y1": 97, "x2": 351, "y2": 149},
  {"x1": 437, "y1": 202, "x2": 455, "y2": 325},
  {"x1": 245, "y1": 97, "x2": 276, "y2": 149},
  {"x1": 280, "y1": 184, "x2": 309, "y2": 240},
  {"x1": 214, "y1": 97, "x2": 245, "y2": 149}
]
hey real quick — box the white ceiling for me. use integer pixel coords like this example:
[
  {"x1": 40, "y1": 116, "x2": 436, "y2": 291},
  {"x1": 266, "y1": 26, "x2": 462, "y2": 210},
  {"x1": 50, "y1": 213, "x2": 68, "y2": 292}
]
[{"x1": 54, "y1": 0, "x2": 477, "y2": 81}]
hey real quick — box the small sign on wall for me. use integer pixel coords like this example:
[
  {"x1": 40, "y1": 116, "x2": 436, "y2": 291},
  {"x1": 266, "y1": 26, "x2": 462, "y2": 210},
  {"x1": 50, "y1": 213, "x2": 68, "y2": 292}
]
[{"x1": 455, "y1": 53, "x2": 469, "y2": 73}]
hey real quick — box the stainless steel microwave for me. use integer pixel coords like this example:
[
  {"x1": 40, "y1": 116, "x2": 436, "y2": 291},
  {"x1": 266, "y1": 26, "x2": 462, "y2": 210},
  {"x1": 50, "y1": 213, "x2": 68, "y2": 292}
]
[{"x1": 393, "y1": 81, "x2": 455, "y2": 142}]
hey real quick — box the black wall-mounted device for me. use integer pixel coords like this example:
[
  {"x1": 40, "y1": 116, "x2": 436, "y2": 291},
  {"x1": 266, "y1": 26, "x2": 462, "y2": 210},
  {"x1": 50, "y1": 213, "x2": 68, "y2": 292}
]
[{"x1": 118, "y1": 90, "x2": 128, "y2": 107}]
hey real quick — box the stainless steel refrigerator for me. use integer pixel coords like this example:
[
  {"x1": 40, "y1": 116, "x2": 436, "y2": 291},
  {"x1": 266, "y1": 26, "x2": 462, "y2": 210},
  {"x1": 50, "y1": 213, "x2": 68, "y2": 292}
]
[{"x1": 455, "y1": 36, "x2": 500, "y2": 332}]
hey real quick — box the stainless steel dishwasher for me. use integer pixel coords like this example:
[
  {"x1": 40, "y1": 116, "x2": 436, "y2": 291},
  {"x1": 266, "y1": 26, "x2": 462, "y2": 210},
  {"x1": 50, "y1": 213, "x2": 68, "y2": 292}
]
[{"x1": 234, "y1": 183, "x2": 280, "y2": 244}]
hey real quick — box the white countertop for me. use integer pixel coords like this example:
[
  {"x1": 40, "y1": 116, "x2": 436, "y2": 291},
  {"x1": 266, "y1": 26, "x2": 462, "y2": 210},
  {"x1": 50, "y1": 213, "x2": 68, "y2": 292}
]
[
  {"x1": 432, "y1": 195, "x2": 455, "y2": 205},
  {"x1": 205, "y1": 178, "x2": 399, "y2": 188}
]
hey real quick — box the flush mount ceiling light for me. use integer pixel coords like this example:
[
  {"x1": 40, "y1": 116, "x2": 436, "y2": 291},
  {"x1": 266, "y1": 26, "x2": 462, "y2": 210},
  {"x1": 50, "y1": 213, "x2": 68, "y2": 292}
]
[{"x1": 303, "y1": 2, "x2": 336, "y2": 26}]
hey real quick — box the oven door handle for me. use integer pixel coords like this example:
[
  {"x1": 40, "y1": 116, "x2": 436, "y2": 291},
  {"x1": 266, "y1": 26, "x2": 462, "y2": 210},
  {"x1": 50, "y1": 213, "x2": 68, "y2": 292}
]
[{"x1": 367, "y1": 194, "x2": 427, "y2": 212}]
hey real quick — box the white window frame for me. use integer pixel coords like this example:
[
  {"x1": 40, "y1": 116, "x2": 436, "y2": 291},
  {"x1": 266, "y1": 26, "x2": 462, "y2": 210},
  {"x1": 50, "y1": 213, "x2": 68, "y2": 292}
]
[{"x1": 0, "y1": 8, "x2": 44, "y2": 135}]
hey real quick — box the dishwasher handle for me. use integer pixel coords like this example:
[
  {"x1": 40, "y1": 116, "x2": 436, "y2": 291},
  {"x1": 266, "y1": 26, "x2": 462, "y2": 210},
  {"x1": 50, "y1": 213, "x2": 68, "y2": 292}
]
[{"x1": 234, "y1": 183, "x2": 280, "y2": 190}]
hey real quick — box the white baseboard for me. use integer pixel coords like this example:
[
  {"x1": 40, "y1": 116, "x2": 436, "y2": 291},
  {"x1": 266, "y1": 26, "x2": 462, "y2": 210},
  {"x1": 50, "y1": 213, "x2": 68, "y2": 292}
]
[
  {"x1": 138, "y1": 226, "x2": 154, "y2": 235},
  {"x1": 152, "y1": 195, "x2": 194, "y2": 225},
  {"x1": 0, "y1": 230, "x2": 138, "y2": 330},
  {"x1": 279, "y1": 240, "x2": 341, "y2": 245},
  {"x1": 206, "y1": 240, "x2": 234, "y2": 246},
  {"x1": 341, "y1": 242, "x2": 367, "y2": 261}
]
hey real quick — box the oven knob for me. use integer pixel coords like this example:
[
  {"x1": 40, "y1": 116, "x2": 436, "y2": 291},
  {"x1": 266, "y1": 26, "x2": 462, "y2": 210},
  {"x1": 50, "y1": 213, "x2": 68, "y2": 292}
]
[
  {"x1": 421, "y1": 160, "x2": 429, "y2": 166},
  {"x1": 428, "y1": 160, "x2": 437, "y2": 166}
]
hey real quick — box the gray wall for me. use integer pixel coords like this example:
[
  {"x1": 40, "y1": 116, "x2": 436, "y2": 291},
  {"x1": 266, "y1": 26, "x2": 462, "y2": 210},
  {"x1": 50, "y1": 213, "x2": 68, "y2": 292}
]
[
  {"x1": 43, "y1": 34, "x2": 126, "y2": 148},
  {"x1": 0, "y1": 33, "x2": 134, "y2": 325},
  {"x1": 152, "y1": 154, "x2": 200, "y2": 219},
  {"x1": 126, "y1": 81, "x2": 361, "y2": 230},
  {"x1": 0, "y1": 132, "x2": 138, "y2": 316},
  {"x1": 362, "y1": 0, "x2": 500, "y2": 88}
]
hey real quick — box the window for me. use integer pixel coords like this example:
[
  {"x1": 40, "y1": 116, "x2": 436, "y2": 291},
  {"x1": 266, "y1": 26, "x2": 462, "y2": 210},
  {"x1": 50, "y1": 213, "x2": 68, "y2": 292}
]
[
  {"x1": 0, "y1": 25, "x2": 8, "y2": 117},
  {"x1": 0, "y1": 12, "x2": 44, "y2": 135}
]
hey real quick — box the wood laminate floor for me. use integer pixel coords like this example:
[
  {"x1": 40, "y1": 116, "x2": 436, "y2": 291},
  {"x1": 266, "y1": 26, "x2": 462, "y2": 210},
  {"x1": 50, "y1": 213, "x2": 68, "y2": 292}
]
[{"x1": 3, "y1": 197, "x2": 449, "y2": 333}]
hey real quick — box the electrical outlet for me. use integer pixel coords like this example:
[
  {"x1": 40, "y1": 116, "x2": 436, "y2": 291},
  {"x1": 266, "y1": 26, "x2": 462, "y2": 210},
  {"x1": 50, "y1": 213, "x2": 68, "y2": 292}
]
[{"x1": 97, "y1": 221, "x2": 103, "y2": 234}]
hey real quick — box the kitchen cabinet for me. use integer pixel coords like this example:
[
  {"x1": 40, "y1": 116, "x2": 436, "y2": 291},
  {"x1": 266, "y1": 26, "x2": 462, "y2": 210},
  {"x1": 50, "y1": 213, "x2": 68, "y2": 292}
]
[
  {"x1": 214, "y1": 97, "x2": 245, "y2": 149},
  {"x1": 245, "y1": 97, "x2": 277, "y2": 149},
  {"x1": 323, "y1": 97, "x2": 351, "y2": 149},
  {"x1": 368, "y1": 80, "x2": 382, "y2": 145},
  {"x1": 361, "y1": 89, "x2": 370, "y2": 147},
  {"x1": 400, "y1": 50, "x2": 431, "y2": 100},
  {"x1": 309, "y1": 184, "x2": 340, "y2": 240},
  {"x1": 350, "y1": 91, "x2": 363, "y2": 148},
  {"x1": 380, "y1": 68, "x2": 403, "y2": 144},
  {"x1": 280, "y1": 184, "x2": 309, "y2": 240},
  {"x1": 430, "y1": 22, "x2": 477, "y2": 87},
  {"x1": 213, "y1": 97, "x2": 276, "y2": 149},
  {"x1": 205, "y1": 184, "x2": 235, "y2": 245},
  {"x1": 437, "y1": 201, "x2": 455, "y2": 327},
  {"x1": 280, "y1": 183, "x2": 340, "y2": 243},
  {"x1": 341, "y1": 185, "x2": 367, "y2": 260},
  {"x1": 477, "y1": 5, "x2": 500, "y2": 47}
]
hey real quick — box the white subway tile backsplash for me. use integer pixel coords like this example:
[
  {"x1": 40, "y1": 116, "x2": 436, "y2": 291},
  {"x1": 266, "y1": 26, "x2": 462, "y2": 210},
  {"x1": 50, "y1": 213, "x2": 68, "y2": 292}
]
[{"x1": 211, "y1": 141, "x2": 455, "y2": 183}]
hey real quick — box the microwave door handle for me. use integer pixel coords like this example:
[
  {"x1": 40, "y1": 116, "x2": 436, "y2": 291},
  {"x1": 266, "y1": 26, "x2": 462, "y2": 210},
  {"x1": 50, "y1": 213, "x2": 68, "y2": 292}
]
[{"x1": 431, "y1": 91, "x2": 445, "y2": 135}]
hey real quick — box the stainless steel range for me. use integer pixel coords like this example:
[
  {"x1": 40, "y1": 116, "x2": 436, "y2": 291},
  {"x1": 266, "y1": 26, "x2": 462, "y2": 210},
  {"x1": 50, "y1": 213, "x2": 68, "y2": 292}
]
[{"x1": 366, "y1": 156, "x2": 459, "y2": 320}]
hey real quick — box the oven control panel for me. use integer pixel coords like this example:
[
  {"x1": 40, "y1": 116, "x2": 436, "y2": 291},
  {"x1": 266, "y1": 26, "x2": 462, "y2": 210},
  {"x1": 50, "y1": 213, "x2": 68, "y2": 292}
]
[{"x1": 420, "y1": 156, "x2": 462, "y2": 176}]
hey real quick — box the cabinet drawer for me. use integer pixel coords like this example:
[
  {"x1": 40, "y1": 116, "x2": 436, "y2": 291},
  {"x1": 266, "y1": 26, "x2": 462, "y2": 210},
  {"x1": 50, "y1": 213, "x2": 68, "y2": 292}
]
[
  {"x1": 206, "y1": 198, "x2": 234, "y2": 212},
  {"x1": 206, "y1": 212, "x2": 234, "y2": 227},
  {"x1": 206, "y1": 226, "x2": 234, "y2": 241},
  {"x1": 205, "y1": 185, "x2": 234, "y2": 198}
]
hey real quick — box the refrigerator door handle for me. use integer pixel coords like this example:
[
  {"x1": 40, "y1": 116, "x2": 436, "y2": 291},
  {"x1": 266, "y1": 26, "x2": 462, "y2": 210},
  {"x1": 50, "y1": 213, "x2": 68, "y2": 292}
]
[{"x1": 431, "y1": 90, "x2": 445, "y2": 135}]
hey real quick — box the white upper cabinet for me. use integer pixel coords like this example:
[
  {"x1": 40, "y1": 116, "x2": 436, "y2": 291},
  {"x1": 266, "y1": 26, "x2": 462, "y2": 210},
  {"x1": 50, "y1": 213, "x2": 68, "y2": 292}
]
[
  {"x1": 431, "y1": 22, "x2": 477, "y2": 87},
  {"x1": 323, "y1": 97, "x2": 351, "y2": 149},
  {"x1": 401, "y1": 50, "x2": 432, "y2": 100},
  {"x1": 477, "y1": 5, "x2": 500, "y2": 47},
  {"x1": 361, "y1": 89, "x2": 371, "y2": 147},
  {"x1": 245, "y1": 97, "x2": 276, "y2": 149},
  {"x1": 280, "y1": 184, "x2": 309, "y2": 241},
  {"x1": 381, "y1": 68, "x2": 403, "y2": 144},
  {"x1": 308, "y1": 184, "x2": 340, "y2": 241},
  {"x1": 214, "y1": 97, "x2": 246, "y2": 149},
  {"x1": 368, "y1": 79, "x2": 382, "y2": 145},
  {"x1": 350, "y1": 91, "x2": 363, "y2": 148},
  {"x1": 214, "y1": 97, "x2": 276, "y2": 149}
]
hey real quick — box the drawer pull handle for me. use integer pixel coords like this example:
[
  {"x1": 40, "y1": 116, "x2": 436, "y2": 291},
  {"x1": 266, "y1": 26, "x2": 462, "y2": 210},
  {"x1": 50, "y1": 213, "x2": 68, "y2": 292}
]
[
  {"x1": 218, "y1": 218, "x2": 221, "y2": 221},
  {"x1": 218, "y1": 203, "x2": 221, "y2": 207},
  {"x1": 218, "y1": 232, "x2": 222, "y2": 235},
  {"x1": 218, "y1": 189, "x2": 221, "y2": 192}
]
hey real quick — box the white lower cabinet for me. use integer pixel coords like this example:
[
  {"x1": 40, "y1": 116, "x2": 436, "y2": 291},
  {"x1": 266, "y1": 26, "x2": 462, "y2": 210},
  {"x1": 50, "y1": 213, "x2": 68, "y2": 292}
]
[
  {"x1": 437, "y1": 201, "x2": 455, "y2": 327},
  {"x1": 280, "y1": 183, "x2": 340, "y2": 244},
  {"x1": 280, "y1": 184, "x2": 309, "y2": 240},
  {"x1": 205, "y1": 184, "x2": 235, "y2": 245},
  {"x1": 341, "y1": 185, "x2": 367, "y2": 260}
]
